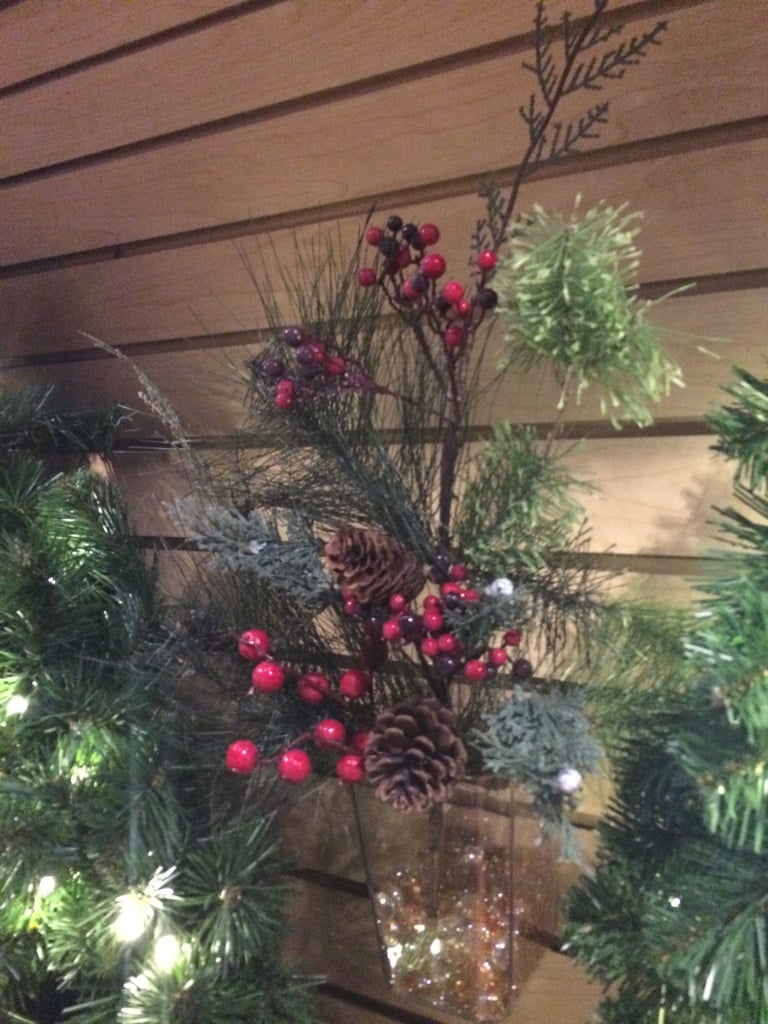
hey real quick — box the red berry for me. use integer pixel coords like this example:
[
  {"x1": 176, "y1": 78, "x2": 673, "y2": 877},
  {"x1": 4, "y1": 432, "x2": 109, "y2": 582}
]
[
  {"x1": 314, "y1": 718, "x2": 346, "y2": 747},
  {"x1": 420, "y1": 636, "x2": 439, "y2": 657},
  {"x1": 381, "y1": 618, "x2": 403, "y2": 642},
  {"x1": 464, "y1": 659, "x2": 487, "y2": 682},
  {"x1": 418, "y1": 223, "x2": 440, "y2": 246},
  {"x1": 343, "y1": 596, "x2": 360, "y2": 616},
  {"x1": 437, "y1": 633, "x2": 460, "y2": 654},
  {"x1": 504, "y1": 629, "x2": 523, "y2": 647},
  {"x1": 339, "y1": 669, "x2": 371, "y2": 700},
  {"x1": 488, "y1": 647, "x2": 508, "y2": 667},
  {"x1": 420, "y1": 253, "x2": 447, "y2": 279},
  {"x1": 336, "y1": 753, "x2": 365, "y2": 784},
  {"x1": 350, "y1": 729, "x2": 371, "y2": 752},
  {"x1": 389, "y1": 593, "x2": 408, "y2": 613},
  {"x1": 400, "y1": 278, "x2": 420, "y2": 302},
  {"x1": 225, "y1": 739, "x2": 259, "y2": 773},
  {"x1": 296, "y1": 672, "x2": 330, "y2": 704},
  {"x1": 441, "y1": 280, "x2": 464, "y2": 303},
  {"x1": 449, "y1": 564, "x2": 468, "y2": 582},
  {"x1": 251, "y1": 660, "x2": 285, "y2": 693},
  {"x1": 278, "y1": 748, "x2": 312, "y2": 783},
  {"x1": 325, "y1": 355, "x2": 347, "y2": 376},
  {"x1": 357, "y1": 267, "x2": 377, "y2": 287},
  {"x1": 461, "y1": 587, "x2": 480, "y2": 602},
  {"x1": 238, "y1": 628, "x2": 272, "y2": 661},
  {"x1": 443, "y1": 325, "x2": 465, "y2": 348},
  {"x1": 275, "y1": 380, "x2": 296, "y2": 409},
  {"x1": 441, "y1": 582, "x2": 462, "y2": 596},
  {"x1": 422, "y1": 608, "x2": 444, "y2": 632},
  {"x1": 423, "y1": 594, "x2": 442, "y2": 609},
  {"x1": 457, "y1": 299, "x2": 473, "y2": 317},
  {"x1": 477, "y1": 250, "x2": 497, "y2": 270},
  {"x1": 365, "y1": 226, "x2": 384, "y2": 246},
  {"x1": 394, "y1": 245, "x2": 411, "y2": 270}
]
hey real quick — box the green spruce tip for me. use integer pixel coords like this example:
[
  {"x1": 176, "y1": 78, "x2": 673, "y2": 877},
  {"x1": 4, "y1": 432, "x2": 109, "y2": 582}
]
[{"x1": 494, "y1": 200, "x2": 684, "y2": 427}]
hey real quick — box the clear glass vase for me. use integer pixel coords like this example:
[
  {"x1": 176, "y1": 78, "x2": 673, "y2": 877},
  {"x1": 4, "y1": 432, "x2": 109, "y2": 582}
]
[{"x1": 350, "y1": 780, "x2": 560, "y2": 1023}]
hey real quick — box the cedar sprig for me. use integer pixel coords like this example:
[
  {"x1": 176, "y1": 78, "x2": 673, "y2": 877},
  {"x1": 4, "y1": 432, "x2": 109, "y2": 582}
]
[{"x1": 484, "y1": 1, "x2": 668, "y2": 252}]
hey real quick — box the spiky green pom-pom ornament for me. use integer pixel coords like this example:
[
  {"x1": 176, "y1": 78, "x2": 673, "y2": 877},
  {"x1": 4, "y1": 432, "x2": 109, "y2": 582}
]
[{"x1": 495, "y1": 200, "x2": 684, "y2": 427}]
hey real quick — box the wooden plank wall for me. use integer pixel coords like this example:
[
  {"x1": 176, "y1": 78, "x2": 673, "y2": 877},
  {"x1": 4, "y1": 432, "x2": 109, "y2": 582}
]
[{"x1": 1, "y1": 1, "x2": 766, "y2": 1021}]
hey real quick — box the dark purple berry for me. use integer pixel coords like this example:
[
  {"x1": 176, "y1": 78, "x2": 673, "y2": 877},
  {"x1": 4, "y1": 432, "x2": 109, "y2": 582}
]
[
  {"x1": 295, "y1": 343, "x2": 315, "y2": 366},
  {"x1": 386, "y1": 214, "x2": 403, "y2": 233},
  {"x1": 475, "y1": 287, "x2": 498, "y2": 310},
  {"x1": 512, "y1": 657, "x2": 534, "y2": 679},
  {"x1": 397, "y1": 611, "x2": 422, "y2": 641},
  {"x1": 433, "y1": 294, "x2": 452, "y2": 315},
  {"x1": 401, "y1": 222, "x2": 420, "y2": 245},
  {"x1": 442, "y1": 591, "x2": 462, "y2": 612},
  {"x1": 433, "y1": 653, "x2": 460, "y2": 678},
  {"x1": 282, "y1": 326, "x2": 307, "y2": 347},
  {"x1": 377, "y1": 236, "x2": 399, "y2": 259},
  {"x1": 260, "y1": 357, "x2": 285, "y2": 380}
]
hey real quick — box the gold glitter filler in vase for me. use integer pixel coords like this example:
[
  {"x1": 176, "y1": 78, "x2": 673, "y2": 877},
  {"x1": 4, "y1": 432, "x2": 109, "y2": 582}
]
[{"x1": 351, "y1": 780, "x2": 560, "y2": 1022}]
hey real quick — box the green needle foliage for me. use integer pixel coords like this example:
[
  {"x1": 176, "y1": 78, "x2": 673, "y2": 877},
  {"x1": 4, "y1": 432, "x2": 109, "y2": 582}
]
[
  {"x1": 0, "y1": 390, "x2": 316, "y2": 1024},
  {"x1": 565, "y1": 359, "x2": 768, "y2": 1022}
]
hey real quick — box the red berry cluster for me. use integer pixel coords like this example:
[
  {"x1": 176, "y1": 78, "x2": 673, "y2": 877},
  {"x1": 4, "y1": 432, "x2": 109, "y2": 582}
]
[
  {"x1": 250, "y1": 325, "x2": 374, "y2": 410},
  {"x1": 224, "y1": 627, "x2": 373, "y2": 785},
  {"x1": 357, "y1": 214, "x2": 498, "y2": 356},
  {"x1": 342, "y1": 565, "x2": 532, "y2": 685}
]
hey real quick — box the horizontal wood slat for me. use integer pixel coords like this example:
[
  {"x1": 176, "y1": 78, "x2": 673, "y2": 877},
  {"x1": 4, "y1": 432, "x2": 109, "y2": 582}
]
[
  {"x1": 3, "y1": 288, "x2": 765, "y2": 438},
  {"x1": 0, "y1": 0, "x2": 247, "y2": 92},
  {"x1": 0, "y1": 0, "x2": 655, "y2": 178},
  {"x1": 3, "y1": 3, "x2": 766, "y2": 265},
  {"x1": 2, "y1": 142, "x2": 767, "y2": 362},
  {"x1": 66, "y1": 434, "x2": 735, "y2": 559}
]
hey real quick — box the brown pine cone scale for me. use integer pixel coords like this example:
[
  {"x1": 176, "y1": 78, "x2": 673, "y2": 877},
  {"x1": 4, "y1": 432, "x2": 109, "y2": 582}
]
[
  {"x1": 365, "y1": 695, "x2": 467, "y2": 812},
  {"x1": 324, "y1": 527, "x2": 424, "y2": 607}
]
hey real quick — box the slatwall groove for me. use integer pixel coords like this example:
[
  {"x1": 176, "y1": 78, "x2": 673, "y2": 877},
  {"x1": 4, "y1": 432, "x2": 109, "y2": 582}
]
[
  {"x1": 0, "y1": 0, "x2": 693, "y2": 181},
  {"x1": 4, "y1": 260, "x2": 768, "y2": 369},
  {"x1": 2, "y1": 115, "x2": 766, "y2": 279},
  {"x1": 4, "y1": 4, "x2": 764, "y2": 268}
]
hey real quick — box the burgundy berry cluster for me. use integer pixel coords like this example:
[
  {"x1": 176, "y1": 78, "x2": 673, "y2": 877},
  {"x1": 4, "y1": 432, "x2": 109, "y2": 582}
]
[
  {"x1": 342, "y1": 564, "x2": 533, "y2": 685},
  {"x1": 357, "y1": 215, "x2": 498, "y2": 356},
  {"x1": 252, "y1": 324, "x2": 375, "y2": 410},
  {"x1": 224, "y1": 627, "x2": 373, "y2": 785}
]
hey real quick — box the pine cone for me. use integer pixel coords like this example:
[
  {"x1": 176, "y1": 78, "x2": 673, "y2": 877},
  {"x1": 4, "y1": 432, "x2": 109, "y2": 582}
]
[
  {"x1": 365, "y1": 695, "x2": 467, "y2": 812},
  {"x1": 324, "y1": 527, "x2": 424, "y2": 606}
]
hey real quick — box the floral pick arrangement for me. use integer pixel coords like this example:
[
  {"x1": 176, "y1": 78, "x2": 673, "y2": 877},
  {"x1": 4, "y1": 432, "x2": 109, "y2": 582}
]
[{"x1": 172, "y1": 0, "x2": 677, "y2": 856}]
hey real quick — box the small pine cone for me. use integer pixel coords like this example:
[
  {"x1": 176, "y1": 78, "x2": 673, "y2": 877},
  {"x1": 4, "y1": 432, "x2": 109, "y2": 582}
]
[
  {"x1": 324, "y1": 527, "x2": 424, "y2": 606},
  {"x1": 365, "y1": 695, "x2": 467, "y2": 812}
]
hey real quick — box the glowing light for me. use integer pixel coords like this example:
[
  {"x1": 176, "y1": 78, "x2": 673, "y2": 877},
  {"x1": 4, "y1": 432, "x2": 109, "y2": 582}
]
[
  {"x1": 37, "y1": 876, "x2": 56, "y2": 898},
  {"x1": 153, "y1": 933, "x2": 181, "y2": 971},
  {"x1": 6, "y1": 694, "x2": 29, "y2": 716},
  {"x1": 668, "y1": 896, "x2": 681, "y2": 908},
  {"x1": 113, "y1": 866, "x2": 179, "y2": 944},
  {"x1": 387, "y1": 942, "x2": 404, "y2": 968},
  {"x1": 429, "y1": 938, "x2": 442, "y2": 956},
  {"x1": 114, "y1": 892, "x2": 153, "y2": 943}
]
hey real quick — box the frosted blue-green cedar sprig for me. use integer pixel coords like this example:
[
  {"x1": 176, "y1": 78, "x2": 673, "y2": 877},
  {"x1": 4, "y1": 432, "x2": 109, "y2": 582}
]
[
  {"x1": 495, "y1": 201, "x2": 683, "y2": 426},
  {"x1": 170, "y1": 499, "x2": 331, "y2": 607},
  {"x1": 472, "y1": 683, "x2": 602, "y2": 859}
]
